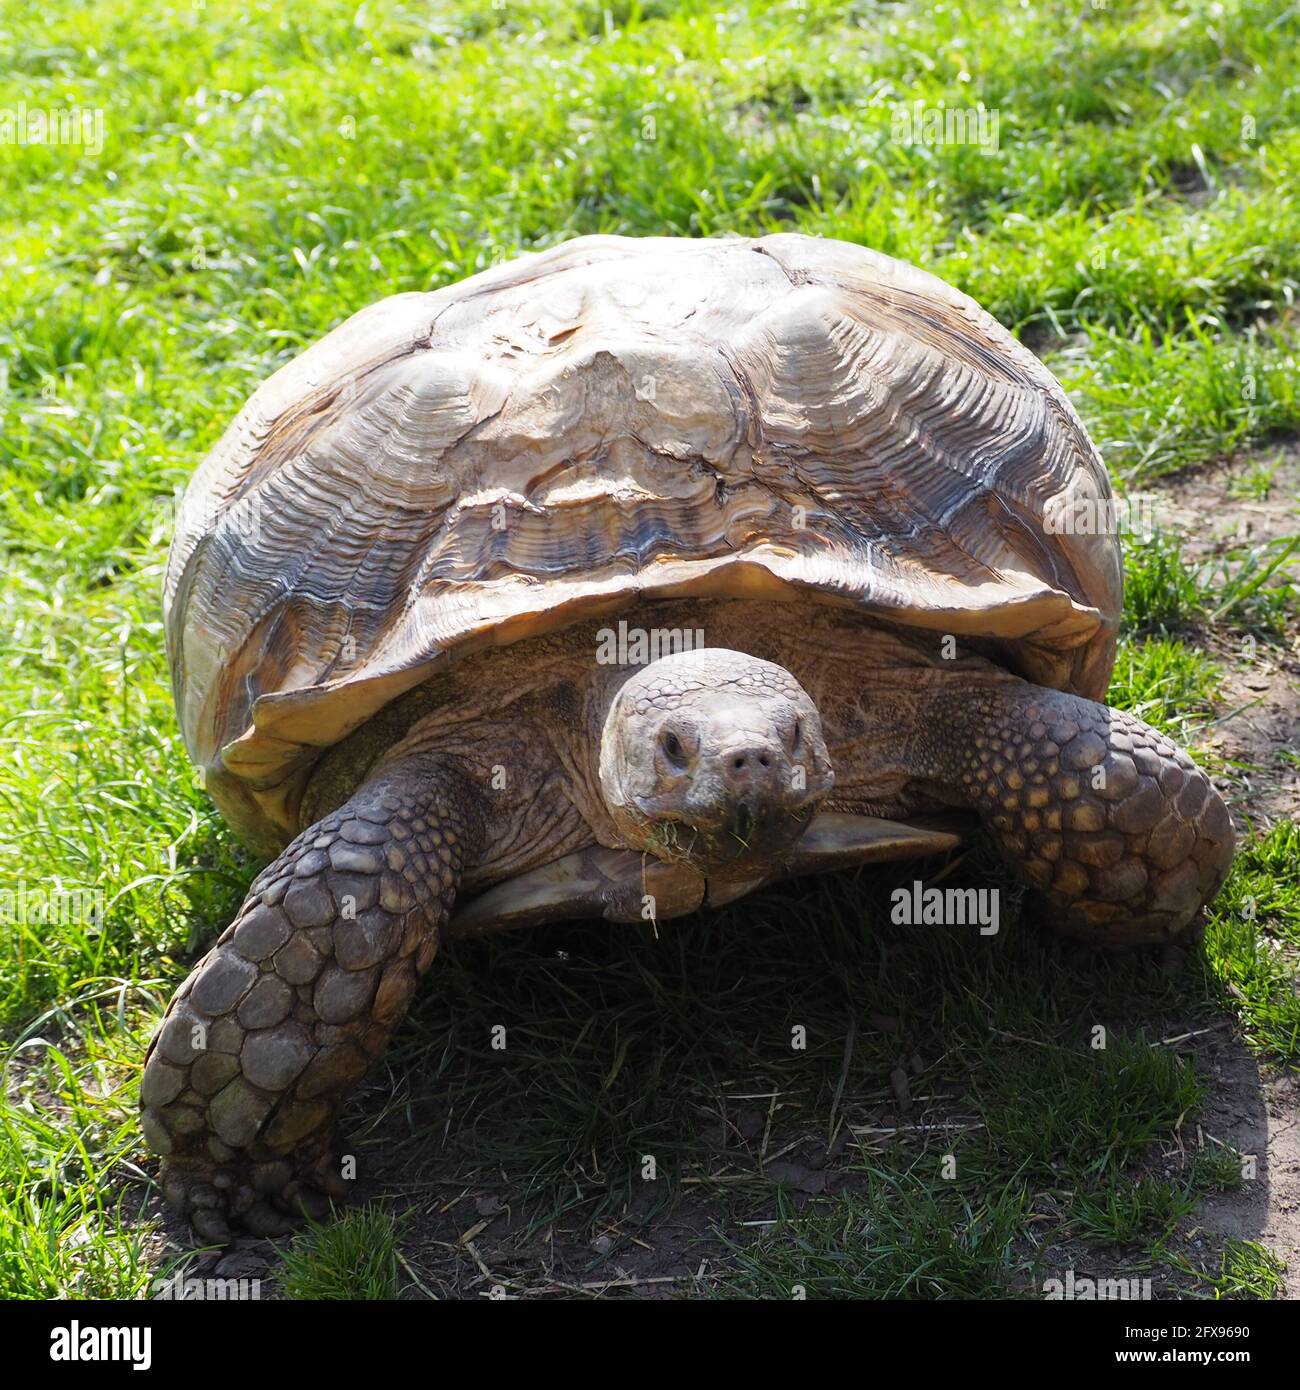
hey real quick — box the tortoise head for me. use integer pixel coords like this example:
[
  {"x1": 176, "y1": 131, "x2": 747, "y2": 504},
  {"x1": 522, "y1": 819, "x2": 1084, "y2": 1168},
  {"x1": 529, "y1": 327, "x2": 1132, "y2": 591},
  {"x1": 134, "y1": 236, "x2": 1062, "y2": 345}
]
[{"x1": 598, "y1": 648, "x2": 834, "y2": 874}]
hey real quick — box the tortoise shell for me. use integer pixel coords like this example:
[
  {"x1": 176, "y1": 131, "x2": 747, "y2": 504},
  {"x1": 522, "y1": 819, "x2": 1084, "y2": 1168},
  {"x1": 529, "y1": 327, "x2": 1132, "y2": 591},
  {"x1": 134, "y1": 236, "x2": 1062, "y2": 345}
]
[{"x1": 164, "y1": 233, "x2": 1121, "y2": 853}]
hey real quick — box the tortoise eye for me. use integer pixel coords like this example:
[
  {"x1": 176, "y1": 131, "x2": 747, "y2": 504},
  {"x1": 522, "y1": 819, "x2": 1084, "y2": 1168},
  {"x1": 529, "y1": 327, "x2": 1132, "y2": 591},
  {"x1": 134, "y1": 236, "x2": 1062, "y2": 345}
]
[{"x1": 660, "y1": 729, "x2": 688, "y2": 769}]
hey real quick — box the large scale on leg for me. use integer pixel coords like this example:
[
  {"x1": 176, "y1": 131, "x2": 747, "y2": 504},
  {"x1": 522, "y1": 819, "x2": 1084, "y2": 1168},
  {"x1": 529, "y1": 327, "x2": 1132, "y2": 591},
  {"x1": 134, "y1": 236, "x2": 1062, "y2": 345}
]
[
  {"x1": 142, "y1": 757, "x2": 482, "y2": 1240},
  {"x1": 150, "y1": 233, "x2": 1235, "y2": 1238}
]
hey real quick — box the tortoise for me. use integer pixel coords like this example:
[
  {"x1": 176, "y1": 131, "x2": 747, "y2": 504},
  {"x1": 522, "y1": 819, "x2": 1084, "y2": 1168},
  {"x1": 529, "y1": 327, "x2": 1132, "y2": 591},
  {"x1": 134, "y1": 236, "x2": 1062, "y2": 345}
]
[{"x1": 143, "y1": 233, "x2": 1234, "y2": 1240}]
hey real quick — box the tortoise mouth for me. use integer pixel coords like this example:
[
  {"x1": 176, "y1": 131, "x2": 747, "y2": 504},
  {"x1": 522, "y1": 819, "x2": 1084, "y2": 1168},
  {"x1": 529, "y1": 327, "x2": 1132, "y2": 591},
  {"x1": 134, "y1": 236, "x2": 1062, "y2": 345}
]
[{"x1": 635, "y1": 800, "x2": 818, "y2": 874}]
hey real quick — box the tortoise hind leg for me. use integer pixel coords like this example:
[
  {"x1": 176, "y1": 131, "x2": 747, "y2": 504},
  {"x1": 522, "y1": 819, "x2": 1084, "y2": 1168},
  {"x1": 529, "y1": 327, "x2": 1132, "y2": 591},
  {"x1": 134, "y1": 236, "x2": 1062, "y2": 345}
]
[
  {"x1": 912, "y1": 684, "x2": 1234, "y2": 946},
  {"x1": 141, "y1": 753, "x2": 483, "y2": 1242}
]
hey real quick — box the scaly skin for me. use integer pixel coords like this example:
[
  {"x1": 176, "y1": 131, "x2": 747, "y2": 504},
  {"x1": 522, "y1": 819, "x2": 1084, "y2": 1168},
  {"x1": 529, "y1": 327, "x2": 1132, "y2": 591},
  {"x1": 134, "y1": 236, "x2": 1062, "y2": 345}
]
[
  {"x1": 141, "y1": 753, "x2": 482, "y2": 1241},
  {"x1": 910, "y1": 682, "x2": 1234, "y2": 944}
]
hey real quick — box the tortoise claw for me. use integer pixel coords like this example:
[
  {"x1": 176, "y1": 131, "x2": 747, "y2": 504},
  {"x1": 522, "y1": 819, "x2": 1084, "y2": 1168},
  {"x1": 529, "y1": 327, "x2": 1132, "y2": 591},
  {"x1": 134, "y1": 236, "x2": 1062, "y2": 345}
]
[
  {"x1": 286, "y1": 1184, "x2": 334, "y2": 1222},
  {"x1": 241, "y1": 1200, "x2": 297, "y2": 1238},
  {"x1": 188, "y1": 1196, "x2": 232, "y2": 1247},
  {"x1": 159, "y1": 1145, "x2": 348, "y2": 1244},
  {"x1": 314, "y1": 1167, "x2": 353, "y2": 1201}
]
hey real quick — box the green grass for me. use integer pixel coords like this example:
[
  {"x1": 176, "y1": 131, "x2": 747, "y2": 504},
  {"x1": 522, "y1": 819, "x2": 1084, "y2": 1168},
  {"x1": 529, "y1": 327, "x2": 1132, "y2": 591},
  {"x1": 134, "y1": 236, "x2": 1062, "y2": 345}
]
[
  {"x1": 1174, "y1": 1238, "x2": 1287, "y2": 1300},
  {"x1": 1203, "y1": 537, "x2": 1300, "y2": 632},
  {"x1": 1203, "y1": 822, "x2": 1300, "y2": 1061},
  {"x1": 1122, "y1": 534, "x2": 1209, "y2": 635},
  {"x1": 278, "y1": 1208, "x2": 405, "y2": 1300},
  {"x1": 1069, "y1": 1176, "x2": 1199, "y2": 1246},
  {"x1": 975, "y1": 1036, "x2": 1204, "y2": 1182},
  {"x1": 1109, "y1": 635, "x2": 1219, "y2": 742},
  {"x1": 1060, "y1": 318, "x2": 1300, "y2": 483},
  {"x1": 1120, "y1": 529, "x2": 1297, "y2": 638},
  {"x1": 1189, "y1": 1143, "x2": 1249, "y2": 1196},
  {"x1": 1227, "y1": 458, "x2": 1279, "y2": 502},
  {"x1": 716, "y1": 1175, "x2": 1033, "y2": 1300},
  {"x1": 1, "y1": 0, "x2": 1298, "y2": 1300}
]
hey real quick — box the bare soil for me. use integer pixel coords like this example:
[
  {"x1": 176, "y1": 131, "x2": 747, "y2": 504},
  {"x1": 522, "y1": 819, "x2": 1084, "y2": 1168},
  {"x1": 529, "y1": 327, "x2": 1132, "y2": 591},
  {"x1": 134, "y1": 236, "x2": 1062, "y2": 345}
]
[{"x1": 1190, "y1": 1035, "x2": 1300, "y2": 1295}]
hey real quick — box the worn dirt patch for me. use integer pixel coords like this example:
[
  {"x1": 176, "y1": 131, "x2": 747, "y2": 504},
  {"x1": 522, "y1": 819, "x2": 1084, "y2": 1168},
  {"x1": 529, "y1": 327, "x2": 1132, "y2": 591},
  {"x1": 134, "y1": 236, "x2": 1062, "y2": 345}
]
[
  {"x1": 1201, "y1": 642, "x2": 1300, "y2": 828},
  {"x1": 1189, "y1": 1033, "x2": 1300, "y2": 1298},
  {"x1": 1147, "y1": 445, "x2": 1300, "y2": 828},
  {"x1": 1148, "y1": 447, "x2": 1300, "y2": 562}
]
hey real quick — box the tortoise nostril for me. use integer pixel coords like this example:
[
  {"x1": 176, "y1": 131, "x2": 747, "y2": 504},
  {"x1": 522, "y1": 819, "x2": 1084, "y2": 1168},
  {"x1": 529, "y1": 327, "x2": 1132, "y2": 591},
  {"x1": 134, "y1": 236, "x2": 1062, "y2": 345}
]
[{"x1": 727, "y1": 745, "x2": 776, "y2": 776}]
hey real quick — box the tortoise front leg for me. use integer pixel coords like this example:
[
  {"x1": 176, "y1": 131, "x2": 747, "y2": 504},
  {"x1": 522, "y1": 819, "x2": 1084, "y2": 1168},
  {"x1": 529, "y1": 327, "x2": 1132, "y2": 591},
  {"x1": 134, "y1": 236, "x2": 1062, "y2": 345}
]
[
  {"x1": 141, "y1": 753, "x2": 483, "y2": 1242},
  {"x1": 912, "y1": 684, "x2": 1234, "y2": 945}
]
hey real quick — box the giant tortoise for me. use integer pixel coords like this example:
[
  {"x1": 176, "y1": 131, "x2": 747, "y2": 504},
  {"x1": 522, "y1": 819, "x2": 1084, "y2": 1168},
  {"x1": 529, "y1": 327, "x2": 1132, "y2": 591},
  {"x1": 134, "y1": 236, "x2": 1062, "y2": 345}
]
[{"x1": 143, "y1": 234, "x2": 1234, "y2": 1239}]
